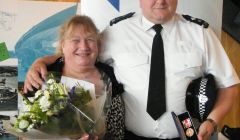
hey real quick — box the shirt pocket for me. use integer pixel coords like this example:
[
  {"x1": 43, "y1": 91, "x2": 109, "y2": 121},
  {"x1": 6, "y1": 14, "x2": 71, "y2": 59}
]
[
  {"x1": 113, "y1": 53, "x2": 149, "y2": 90},
  {"x1": 168, "y1": 52, "x2": 203, "y2": 77},
  {"x1": 113, "y1": 53, "x2": 149, "y2": 67}
]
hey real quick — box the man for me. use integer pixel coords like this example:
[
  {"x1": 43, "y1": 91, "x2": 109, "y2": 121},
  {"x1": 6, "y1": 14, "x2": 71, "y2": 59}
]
[{"x1": 24, "y1": 0, "x2": 239, "y2": 140}]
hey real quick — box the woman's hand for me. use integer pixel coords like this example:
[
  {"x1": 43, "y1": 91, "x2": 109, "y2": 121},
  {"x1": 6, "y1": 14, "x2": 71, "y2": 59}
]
[
  {"x1": 23, "y1": 58, "x2": 48, "y2": 93},
  {"x1": 23, "y1": 55, "x2": 60, "y2": 93}
]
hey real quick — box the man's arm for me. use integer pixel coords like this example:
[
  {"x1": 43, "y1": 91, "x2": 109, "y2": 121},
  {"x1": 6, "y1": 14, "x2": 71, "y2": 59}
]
[
  {"x1": 23, "y1": 55, "x2": 59, "y2": 93},
  {"x1": 198, "y1": 85, "x2": 239, "y2": 140}
]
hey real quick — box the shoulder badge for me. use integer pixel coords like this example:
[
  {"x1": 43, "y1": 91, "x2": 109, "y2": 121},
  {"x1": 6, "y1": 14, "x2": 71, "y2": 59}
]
[
  {"x1": 182, "y1": 15, "x2": 209, "y2": 28},
  {"x1": 110, "y1": 12, "x2": 135, "y2": 26}
]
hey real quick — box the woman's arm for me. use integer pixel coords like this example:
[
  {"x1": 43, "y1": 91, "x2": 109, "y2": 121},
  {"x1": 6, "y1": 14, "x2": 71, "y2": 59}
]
[{"x1": 23, "y1": 55, "x2": 60, "y2": 93}]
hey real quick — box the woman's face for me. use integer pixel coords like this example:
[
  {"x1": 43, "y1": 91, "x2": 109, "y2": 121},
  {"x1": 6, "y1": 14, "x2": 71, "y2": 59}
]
[{"x1": 62, "y1": 26, "x2": 98, "y2": 69}]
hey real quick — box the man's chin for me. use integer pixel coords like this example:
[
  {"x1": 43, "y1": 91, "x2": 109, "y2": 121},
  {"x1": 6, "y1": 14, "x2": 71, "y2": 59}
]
[{"x1": 154, "y1": 15, "x2": 172, "y2": 24}]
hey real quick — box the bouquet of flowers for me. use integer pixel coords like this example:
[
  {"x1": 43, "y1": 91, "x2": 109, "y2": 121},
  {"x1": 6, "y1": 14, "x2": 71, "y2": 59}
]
[{"x1": 14, "y1": 74, "x2": 110, "y2": 139}]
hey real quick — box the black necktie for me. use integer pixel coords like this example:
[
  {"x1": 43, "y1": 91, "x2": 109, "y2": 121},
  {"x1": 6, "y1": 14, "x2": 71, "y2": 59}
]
[{"x1": 147, "y1": 24, "x2": 166, "y2": 120}]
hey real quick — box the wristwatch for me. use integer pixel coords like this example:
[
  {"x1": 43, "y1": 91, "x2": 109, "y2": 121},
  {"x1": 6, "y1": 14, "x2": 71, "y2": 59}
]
[{"x1": 206, "y1": 118, "x2": 217, "y2": 134}]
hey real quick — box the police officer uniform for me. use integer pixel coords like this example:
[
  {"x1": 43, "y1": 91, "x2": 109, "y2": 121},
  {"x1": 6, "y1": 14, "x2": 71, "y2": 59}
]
[{"x1": 99, "y1": 13, "x2": 240, "y2": 139}]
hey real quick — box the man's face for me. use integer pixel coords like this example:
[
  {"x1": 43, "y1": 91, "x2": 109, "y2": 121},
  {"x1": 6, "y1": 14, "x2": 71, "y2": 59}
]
[{"x1": 140, "y1": 0, "x2": 178, "y2": 24}]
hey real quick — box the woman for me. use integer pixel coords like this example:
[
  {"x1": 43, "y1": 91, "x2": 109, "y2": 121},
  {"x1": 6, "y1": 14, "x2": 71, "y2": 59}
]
[{"x1": 25, "y1": 15, "x2": 124, "y2": 139}]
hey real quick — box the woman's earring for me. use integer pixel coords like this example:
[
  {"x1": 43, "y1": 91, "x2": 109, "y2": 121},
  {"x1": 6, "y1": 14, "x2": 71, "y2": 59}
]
[{"x1": 60, "y1": 57, "x2": 64, "y2": 62}]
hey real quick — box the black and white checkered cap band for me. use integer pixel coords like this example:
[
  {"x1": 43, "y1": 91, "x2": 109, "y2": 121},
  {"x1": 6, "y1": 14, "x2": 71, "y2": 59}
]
[{"x1": 198, "y1": 78, "x2": 208, "y2": 121}]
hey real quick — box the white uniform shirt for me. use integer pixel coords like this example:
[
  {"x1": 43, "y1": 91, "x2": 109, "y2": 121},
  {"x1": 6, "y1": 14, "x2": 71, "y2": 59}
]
[{"x1": 100, "y1": 13, "x2": 240, "y2": 139}]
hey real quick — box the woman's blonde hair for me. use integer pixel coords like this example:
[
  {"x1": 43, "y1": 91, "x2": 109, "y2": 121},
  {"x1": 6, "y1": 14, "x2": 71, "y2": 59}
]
[{"x1": 56, "y1": 15, "x2": 99, "y2": 55}]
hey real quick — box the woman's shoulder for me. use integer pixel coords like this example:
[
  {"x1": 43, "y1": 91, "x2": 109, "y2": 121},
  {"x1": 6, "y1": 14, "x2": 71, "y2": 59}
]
[
  {"x1": 47, "y1": 57, "x2": 64, "y2": 72},
  {"x1": 95, "y1": 62, "x2": 124, "y2": 96},
  {"x1": 95, "y1": 61, "x2": 115, "y2": 78},
  {"x1": 95, "y1": 61, "x2": 112, "y2": 70}
]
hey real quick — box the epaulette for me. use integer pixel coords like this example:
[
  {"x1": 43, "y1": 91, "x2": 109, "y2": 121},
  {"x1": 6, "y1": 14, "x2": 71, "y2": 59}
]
[
  {"x1": 110, "y1": 12, "x2": 135, "y2": 26},
  {"x1": 182, "y1": 15, "x2": 209, "y2": 28}
]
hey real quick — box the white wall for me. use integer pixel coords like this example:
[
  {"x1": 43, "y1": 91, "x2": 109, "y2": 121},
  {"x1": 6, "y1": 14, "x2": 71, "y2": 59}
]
[
  {"x1": 80, "y1": 0, "x2": 140, "y2": 31},
  {"x1": 177, "y1": 0, "x2": 223, "y2": 39}
]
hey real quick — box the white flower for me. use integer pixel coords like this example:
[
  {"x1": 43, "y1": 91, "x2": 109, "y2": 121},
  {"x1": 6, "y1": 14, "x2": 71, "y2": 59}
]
[
  {"x1": 18, "y1": 120, "x2": 29, "y2": 130},
  {"x1": 39, "y1": 94, "x2": 51, "y2": 112},
  {"x1": 49, "y1": 84, "x2": 55, "y2": 91},
  {"x1": 35, "y1": 90, "x2": 43, "y2": 99},
  {"x1": 43, "y1": 90, "x2": 50, "y2": 97},
  {"x1": 47, "y1": 79, "x2": 55, "y2": 84},
  {"x1": 27, "y1": 124, "x2": 34, "y2": 131}
]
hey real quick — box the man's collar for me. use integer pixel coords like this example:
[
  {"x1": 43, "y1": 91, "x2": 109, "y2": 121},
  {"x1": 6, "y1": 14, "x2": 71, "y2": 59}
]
[{"x1": 141, "y1": 14, "x2": 176, "y2": 34}]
